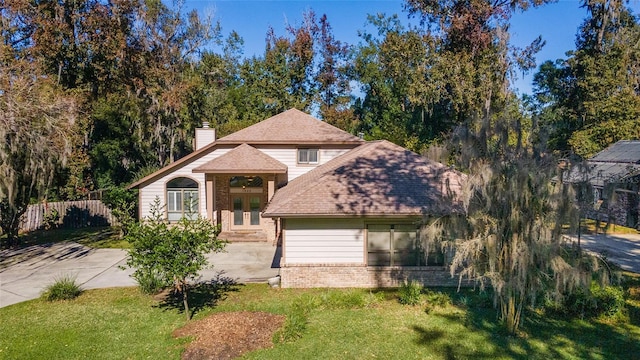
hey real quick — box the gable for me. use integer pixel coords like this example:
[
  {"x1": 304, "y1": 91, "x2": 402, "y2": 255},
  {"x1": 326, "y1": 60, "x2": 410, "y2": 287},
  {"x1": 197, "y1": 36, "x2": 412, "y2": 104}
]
[
  {"x1": 129, "y1": 108, "x2": 361, "y2": 189},
  {"x1": 193, "y1": 144, "x2": 287, "y2": 174},
  {"x1": 217, "y1": 109, "x2": 362, "y2": 144}
]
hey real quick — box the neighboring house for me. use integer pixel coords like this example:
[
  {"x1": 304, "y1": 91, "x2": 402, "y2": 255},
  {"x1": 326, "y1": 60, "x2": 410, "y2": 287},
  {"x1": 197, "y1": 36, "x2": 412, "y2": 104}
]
[
  {"x1": 129, "y1": 109, "x2": 466, "y2": 288},
  {"x1": 575, "y1": 140, "x2": 640, "y2": 229}
]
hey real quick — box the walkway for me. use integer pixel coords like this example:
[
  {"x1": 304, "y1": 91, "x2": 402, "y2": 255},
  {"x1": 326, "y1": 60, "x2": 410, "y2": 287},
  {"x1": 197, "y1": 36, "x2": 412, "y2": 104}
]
[{"x1": 0, "y1": 242, "x2": 280, "y2": 308}]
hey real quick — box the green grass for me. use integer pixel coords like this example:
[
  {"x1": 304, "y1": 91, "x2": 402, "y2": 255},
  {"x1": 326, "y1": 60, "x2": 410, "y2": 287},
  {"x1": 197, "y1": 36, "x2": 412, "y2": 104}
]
[
  {"x1": 1, "y1": 284, "x2": 639, "y2": 360},
  {"x1": 0, "y1": 288, "x2": 187, "y2": 359},
  {"x1": 5, "y1": 227, "x2": 130, "y2": 249},
  {"x1": 581, "y1": 219, "x2": 639, "y2": 235}
]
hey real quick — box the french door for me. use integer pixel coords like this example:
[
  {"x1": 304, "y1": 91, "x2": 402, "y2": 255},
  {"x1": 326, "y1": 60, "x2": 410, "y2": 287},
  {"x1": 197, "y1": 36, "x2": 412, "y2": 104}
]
[{"x1": 231, "y1": 194, "x2": 262, "y2": 229}]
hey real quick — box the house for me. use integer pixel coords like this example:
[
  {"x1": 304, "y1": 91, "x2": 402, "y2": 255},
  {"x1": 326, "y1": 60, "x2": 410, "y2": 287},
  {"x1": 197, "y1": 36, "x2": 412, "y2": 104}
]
[
  {"x1": 129, "y1": 109, "x2": 466, "y2": 288},
  {"x1": 581, "y1": 140, "x2": 640, "y2": 229}
]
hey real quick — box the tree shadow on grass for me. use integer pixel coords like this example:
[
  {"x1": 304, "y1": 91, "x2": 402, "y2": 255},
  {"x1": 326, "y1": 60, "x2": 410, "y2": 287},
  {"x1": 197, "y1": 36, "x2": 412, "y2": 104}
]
[
  {"x1": 414, "y1": 288, "x2": 640, "y2": 360},
  {"x1": 407, "y1": 286, "x2": 640, "y2": 359},
  {"x1": 414, "y1": 307, "x2": 534, "y2": 359},
  {"x1": 155, "y1": 272, "x2": 243, "y2": 318}
]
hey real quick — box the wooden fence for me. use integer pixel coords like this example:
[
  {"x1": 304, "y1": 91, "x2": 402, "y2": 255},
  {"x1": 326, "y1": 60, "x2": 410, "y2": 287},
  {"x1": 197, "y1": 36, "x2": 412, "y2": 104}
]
[{"x1": 20, "y1": 200, "x2": 117, "y2": 232}]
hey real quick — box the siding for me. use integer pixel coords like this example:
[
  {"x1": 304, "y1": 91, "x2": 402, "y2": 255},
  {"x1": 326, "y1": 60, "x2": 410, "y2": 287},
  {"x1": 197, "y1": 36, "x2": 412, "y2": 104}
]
[
  {"x1": 284, "y1": 218, "x2": 365, "y2": 264},
  {"x1": 139, "y1": 145, "x2": 353, "y2": 219},
  {"x1": 139, "y1": 148, "x2": 231, "y2": 219},
  {"x1": 260, "y1": 147, "x2": 352, "y2": 181}
]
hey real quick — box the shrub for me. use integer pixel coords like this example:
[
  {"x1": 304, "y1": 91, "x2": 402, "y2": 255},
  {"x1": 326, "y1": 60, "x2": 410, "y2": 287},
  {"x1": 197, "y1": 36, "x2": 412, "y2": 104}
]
[
  {"x1": 124, "y1": 197, "x2": 225, "y2": 320},
  {"x1": 424, "y1": 289, "x2": 452, "y2": 308},
  {"x1": 42, "y1": 208, "x2": 60, "y2": 230},
  {"x1": 398, "y1": 280, "x2": 423, "y2": 305},
  {"x1": 364, "y1": 291, "x2": 386, "y2": 307},
  {"x1": 319, "y1": 289, "x2": 367, "y2": 309},
  {"x1": 554, "y1": 282, "x2": 625, "y2": 319},
  {"x1": 592, "y1": 285, "x2": 625, "y2": 318},
  {"x1": 42, "y1": 275, "x2": 82, "y2": 301},
  {"x1": 135, "y1": 270, "x2": 167, "y2": 295}
]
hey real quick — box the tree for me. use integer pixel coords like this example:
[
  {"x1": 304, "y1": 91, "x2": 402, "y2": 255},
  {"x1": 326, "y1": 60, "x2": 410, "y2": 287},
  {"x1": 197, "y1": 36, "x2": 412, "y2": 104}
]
[
  {"x1": 533, "y1": 0, "x2": 640, "y2": 158},
  {"x1": 425, "y1": 114, "x2": 604, "y2": 334},
  {"x1": 0, "y1": 61, "x2": 77, "y2": 247},
  {"x1": 352, "y1": 0, "x2": 548, "y2": 152},
  {"x1": 124, "y1": 198, "x2": 225, "y2": 320}
]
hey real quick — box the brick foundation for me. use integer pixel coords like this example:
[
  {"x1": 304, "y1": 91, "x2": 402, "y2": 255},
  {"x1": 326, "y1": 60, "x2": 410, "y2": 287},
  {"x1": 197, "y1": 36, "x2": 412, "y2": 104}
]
[{"x1": 280, "y1": 263, "x2": 460, "y2": 288}]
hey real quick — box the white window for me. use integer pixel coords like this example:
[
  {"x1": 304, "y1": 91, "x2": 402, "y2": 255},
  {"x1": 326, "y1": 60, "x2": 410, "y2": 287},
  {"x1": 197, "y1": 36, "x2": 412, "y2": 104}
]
[
  {"x1": 166, "y1": 177, "x2": 199, "y2": 221},
  {"x1": 367, "y1": 224, "x2": 444, "y2": 267},
  {"x1": 298, "y1": 148, "x2": 319, "y2": 164}
]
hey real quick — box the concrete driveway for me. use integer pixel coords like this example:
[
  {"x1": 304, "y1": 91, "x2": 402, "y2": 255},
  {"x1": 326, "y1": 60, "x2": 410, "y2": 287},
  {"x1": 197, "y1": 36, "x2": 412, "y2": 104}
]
[
  {"x1": 0, "y1": 242, "x2": 280, "y2": 308},
  {"x1": 566, "y1": 233, "x2": 640, "y2": 273}
]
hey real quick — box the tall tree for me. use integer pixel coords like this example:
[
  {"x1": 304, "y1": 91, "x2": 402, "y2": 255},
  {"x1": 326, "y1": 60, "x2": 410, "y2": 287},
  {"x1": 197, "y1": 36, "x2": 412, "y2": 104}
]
[
  {"x1": 0, "y1": 61, "x2": 77, "y2": 246},
  {"x1": 533, "y1": 0, "x2": 640, "y2": 158},
  {"x1": 316, "y1": 14, "x2": 356, "y2": 131},
  {"x1": 424, "y1": 113, "x2": 603, "y2": 334},
  {"x1": 352, "y1": 0, "x2": 548, "y2": 152}
]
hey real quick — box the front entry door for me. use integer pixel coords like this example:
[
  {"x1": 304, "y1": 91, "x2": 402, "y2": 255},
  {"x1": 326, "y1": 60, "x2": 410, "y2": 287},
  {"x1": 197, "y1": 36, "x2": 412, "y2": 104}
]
[{"x1": 231, "y1": 194, "x2": 262, "y2": 229}]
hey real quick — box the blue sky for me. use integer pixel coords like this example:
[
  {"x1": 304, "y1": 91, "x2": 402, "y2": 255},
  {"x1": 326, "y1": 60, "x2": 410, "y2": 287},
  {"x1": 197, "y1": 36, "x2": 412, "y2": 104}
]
[{"x1": 184, "y1": 0, "x2": 639, "y2": 96}]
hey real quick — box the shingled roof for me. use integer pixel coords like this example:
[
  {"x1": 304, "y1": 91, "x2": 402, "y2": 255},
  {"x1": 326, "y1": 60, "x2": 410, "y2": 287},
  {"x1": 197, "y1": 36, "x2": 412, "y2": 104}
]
[
  {"x1": 263, "y1": 140, "x2": 467, "y2": 217},
  {"x1": 193, "y1": 144, "x2": 287, "y2": 174},
  {"x1": 586, "y1": 140, "x2": 640, "y2": 187},
  {"x1": 217, "y1": 108, "x2": 362, "y2": 144},
  {"x1": 129, "y1": 108, "x2": 360, "y2": 188},
  {"x1": 591, "y1": 140, "x2": 640, "y2": 163}
]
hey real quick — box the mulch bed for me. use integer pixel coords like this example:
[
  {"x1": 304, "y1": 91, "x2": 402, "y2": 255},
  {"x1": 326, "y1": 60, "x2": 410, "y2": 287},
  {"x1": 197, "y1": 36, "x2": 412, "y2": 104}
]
[{"x1": 173, "y1": 311, "x2": 286, "y2": 360}]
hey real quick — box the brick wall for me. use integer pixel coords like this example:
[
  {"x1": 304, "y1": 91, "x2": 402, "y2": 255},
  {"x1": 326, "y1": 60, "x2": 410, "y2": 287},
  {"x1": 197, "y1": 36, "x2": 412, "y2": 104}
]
[
  {"x1": 588, "y1": 190, "x2": 639, "y2": 229},
  {"x1": 280, "y1": 263, "x2": 460, "y2": 288},
  {"x1": 214, "y1": 174, "x2": 278, "y2": 241},
  {"x1": 215, "y1": 175, "x2": 230, "y2": 231}
]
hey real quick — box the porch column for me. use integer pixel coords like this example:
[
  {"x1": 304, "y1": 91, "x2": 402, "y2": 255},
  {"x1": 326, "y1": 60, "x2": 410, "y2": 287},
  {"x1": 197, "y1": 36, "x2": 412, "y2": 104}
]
[
  {"x1": 268, "y1": 175, "x2": 275, "y2": 201},
  {"x1": 206, "y1": 174, "x2": 214, "y2": 222}
]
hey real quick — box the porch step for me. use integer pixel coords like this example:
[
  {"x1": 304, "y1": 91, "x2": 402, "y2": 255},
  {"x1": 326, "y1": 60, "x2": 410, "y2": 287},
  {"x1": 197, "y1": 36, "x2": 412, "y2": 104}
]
[{"x1": 218, "y1": 231, "x2": 268, "y2": 243}]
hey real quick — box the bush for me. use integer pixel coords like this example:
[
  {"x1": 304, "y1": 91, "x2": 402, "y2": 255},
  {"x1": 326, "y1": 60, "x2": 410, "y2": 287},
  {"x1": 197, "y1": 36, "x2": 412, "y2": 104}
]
[
  {"x1": 319, "y1": 289, "x2": 367, "y2": 309},
  {"x1": 42, "y1": 208, "x2": 60, "y2": 230},
  {"x1": 424, "y1": 289, "x2": 452, "y2": 307},
  {"x1": 592, "y1": 285, "x2": 625, "y2": 318},
  {"x1": 135, "y1": 270, "x2": 167, "y2": 295},
  {"x1": 554, "y1": 283, "x2": 625, "y2": 319},
  {"x1": 398, "y1": 280, "x2": 423, "y2": 305},
  {"x1": 124, "y1": 197, "x2": 225, "y2": 320},
  {"x1": 42, "y1": 275, "x2": 82, "y2": 301}
]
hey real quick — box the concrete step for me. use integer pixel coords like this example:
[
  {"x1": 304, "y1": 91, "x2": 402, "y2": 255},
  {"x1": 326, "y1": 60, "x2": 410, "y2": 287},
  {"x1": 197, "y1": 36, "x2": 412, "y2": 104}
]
[{"x1": 218, "y1": 231, "x2": 268, "y2": 243}]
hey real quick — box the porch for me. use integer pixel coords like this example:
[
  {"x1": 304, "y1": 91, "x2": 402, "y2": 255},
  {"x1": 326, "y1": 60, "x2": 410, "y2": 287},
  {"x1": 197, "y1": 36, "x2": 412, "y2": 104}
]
[{"x1": 193, "y1": 144, "x2": 289, "y2": 243}]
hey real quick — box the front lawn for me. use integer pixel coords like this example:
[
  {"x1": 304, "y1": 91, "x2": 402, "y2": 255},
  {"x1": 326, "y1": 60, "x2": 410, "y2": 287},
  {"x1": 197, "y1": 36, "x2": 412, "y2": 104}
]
[{"x1": 1, "y1": 283, "x2": 639, "y2": 359}]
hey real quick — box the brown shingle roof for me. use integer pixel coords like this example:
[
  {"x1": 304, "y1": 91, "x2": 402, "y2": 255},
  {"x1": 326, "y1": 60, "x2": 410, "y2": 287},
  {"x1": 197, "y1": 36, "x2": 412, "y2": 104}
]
[
  {"x1": 193, "y1": 144, "x2": 287, "y2": 174},
  {"x1": 217, "y1": 108, "x2": 362, "y2": 144},
  {"x1": 263, "y1": 140, "x2": 467, "y2": 217},
  {"x1": 129, "y1": 108, "x2": 360, "y2": 189}
]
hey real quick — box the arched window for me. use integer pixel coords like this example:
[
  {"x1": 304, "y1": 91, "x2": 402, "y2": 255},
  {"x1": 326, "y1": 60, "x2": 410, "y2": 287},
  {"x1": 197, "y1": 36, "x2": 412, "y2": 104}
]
[{"x1": 166, "y1": 177, "x2": 199, "y2": 221}]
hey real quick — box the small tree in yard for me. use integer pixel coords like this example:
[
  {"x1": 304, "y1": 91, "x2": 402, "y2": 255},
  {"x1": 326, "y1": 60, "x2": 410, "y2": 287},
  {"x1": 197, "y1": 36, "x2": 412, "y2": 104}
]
[{"x1": 125, "y1": 197, "x2": 225, "y2": 320}]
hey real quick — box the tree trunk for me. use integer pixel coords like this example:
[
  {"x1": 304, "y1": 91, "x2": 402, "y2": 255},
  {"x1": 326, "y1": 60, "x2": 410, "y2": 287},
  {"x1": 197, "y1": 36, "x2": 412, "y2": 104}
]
[
  {"x1": 0, "y1": 202, "x2": 24, "y2": 248},
  {"x1": 501, "y1": 294, "x2": 524, "y2": 335},
  {"x1": 182, "y1": 283, "x2": 190, "y2": 321}
]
